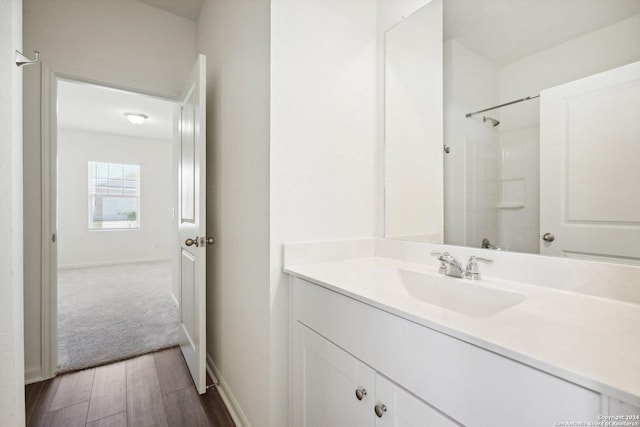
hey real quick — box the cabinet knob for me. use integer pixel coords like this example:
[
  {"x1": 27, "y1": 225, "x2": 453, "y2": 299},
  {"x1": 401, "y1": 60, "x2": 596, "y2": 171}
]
[
  {"x1": 355, "y1": 388, "x2": 367, "y2": 401},
  {"x1": 374, "y1": 404, "x2": 387, "y2": 418}
]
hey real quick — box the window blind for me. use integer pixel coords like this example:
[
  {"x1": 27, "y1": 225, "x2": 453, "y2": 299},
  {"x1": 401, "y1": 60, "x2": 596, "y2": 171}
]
[{"x1": 88, "y1": 161, "x2": 140, "y2": 230}]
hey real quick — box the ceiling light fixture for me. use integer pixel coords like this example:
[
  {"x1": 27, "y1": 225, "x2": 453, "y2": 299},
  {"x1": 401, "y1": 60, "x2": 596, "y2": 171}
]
[{"x1": 123, "y1": 112, "x2": 148, "y2": 125}]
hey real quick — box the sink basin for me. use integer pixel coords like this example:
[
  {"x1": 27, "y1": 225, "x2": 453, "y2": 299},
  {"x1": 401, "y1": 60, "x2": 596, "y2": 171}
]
[{"x1": 395, "y1": 269, "x2": 526, "y2": 317}]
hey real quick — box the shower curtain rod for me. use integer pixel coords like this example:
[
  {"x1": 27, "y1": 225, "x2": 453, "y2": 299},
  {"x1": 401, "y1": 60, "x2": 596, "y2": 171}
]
[{"x1": 465, "y1": 94, "x2": 540, "y2": 118}]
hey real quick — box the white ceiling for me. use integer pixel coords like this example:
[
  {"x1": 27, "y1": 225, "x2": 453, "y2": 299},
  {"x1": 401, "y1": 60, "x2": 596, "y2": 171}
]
[
  {"x1": 444, "y1": 0, "x2": 640, "y2": 65},
  {"x1": 128, "y1": 1, "x2": 640, "y2": 69},
  {"x1": 57, "y1": 80, "x2": 174, "y2": 140},
  {"x1": 129, "y1": 1, "x2": 640, "y2": 67},
  {"x1": 136, "y1": 0, "x2": 204, "y2": 21}
]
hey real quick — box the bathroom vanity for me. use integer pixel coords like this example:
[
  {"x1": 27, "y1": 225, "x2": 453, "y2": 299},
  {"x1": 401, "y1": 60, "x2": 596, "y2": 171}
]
[{"x1": 285, "y1": 239, "x2": 640, "y2": 427}]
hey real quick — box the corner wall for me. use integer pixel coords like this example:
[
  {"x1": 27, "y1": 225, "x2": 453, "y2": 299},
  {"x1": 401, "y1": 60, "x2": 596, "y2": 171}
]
[
  {"x1": 384, "y1": 1, "x2": 443, "y2": 241},
  {"x1": 0, "y1": 0, "x2": 25, "y2": 424},
  {"x1": 376, "y1": 0, "x2": 433, "y2": 238},
  {"x1": 198, "y1": 2, "x2": 381, "y2": 425},
  {"x1": 23, "y1": 0, "x2": 196, "y2": 381},
  {"x1": 196, "y1": 1, "x2": 271, "y2": 425},
  {"x1": 270, "y1": 0, "x2": 378, "y2": 425}
]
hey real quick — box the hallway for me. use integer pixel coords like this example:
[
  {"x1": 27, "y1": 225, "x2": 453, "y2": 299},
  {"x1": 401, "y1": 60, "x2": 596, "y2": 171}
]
[{"x1": 25, "y1": 347, "x2": 235, "y2": 427}]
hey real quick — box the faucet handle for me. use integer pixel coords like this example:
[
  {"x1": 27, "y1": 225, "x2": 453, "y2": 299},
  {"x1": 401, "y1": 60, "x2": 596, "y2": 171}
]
[
  {"x1": 430, "y1": 252, "x2": 448, "y2": 274},
  {"x1": 465, "y1": 256, "x2": 493, "y2": 281}
]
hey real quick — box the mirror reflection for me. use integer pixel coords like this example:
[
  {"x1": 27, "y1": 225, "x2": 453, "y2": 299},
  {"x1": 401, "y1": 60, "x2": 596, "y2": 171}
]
[{"x1": 384, "y1": 0, "x2": 640, "y2": 265}]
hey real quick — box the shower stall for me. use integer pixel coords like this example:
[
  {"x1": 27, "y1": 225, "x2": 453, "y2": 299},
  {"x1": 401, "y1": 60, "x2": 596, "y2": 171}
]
[{"x1": 444, "y1": 39, "x2": 541, "y2": 254}]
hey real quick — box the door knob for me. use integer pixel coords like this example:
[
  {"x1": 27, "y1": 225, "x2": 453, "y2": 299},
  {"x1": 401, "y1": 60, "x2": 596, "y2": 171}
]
[
  {"x1": 374, "y1": 404, "x2": 387, "y2": 418},
  {"x1": 185, "y1": 237, "x2": 214, "y2": 247},
  {"x1": 542, "y1": 233, "x2": 555, "y2": 242}
]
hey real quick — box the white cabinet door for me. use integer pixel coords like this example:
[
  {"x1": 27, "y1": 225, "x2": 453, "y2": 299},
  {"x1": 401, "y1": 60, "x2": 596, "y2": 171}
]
[
  {"x1": 539, "y1": 60, "x2": 640, "y2": 263},
  {"x1": 374, "y1": 374, "x2": 460, "y2": 427},
  {"x1": 293, "y1": 323, "x2": 375, "y2": 427}
]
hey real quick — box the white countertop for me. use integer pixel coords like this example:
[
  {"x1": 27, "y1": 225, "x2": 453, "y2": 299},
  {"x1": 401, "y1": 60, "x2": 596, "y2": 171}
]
[{"x1": 285, "y1": 256, "x2": 640, "y2": 407}]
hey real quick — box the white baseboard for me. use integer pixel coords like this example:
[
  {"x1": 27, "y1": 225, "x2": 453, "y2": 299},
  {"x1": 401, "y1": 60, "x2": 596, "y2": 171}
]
[
  {"x1": 206, "y1": 353, "x2": 252, "y2": 427},
  {"x1": 169, "y1": 291, "x2": 179, "y2": 308},
  {"x1": 58, "y1": 257, "x2": 171, "y2": 270},
  {"x1": 25, "y1": 365, "x2": 49, "y2": 385}
]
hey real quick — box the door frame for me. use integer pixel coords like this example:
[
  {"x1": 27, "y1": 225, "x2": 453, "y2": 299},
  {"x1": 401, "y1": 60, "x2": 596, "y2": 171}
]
[{"x1": 40, "y1": 63, "x2": 180, "y2": 379}]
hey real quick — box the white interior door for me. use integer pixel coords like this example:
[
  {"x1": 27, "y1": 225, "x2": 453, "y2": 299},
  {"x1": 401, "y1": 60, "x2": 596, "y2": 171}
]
[
  {"x1": 539, "y1": 60, "x2": 640, "y2": 263},
  {"x1": 177, "y1": 54, "x2": 207, "y2": 394}
]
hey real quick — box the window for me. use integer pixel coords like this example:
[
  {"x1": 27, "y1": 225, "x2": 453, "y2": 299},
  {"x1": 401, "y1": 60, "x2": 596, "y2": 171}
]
[{"x1": 88, "y1": 161, "x2": 140, "y2": 230}]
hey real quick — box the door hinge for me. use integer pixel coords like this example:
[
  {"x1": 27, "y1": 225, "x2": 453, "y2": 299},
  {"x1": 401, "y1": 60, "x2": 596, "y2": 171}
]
[{"x1": 52, "y1": 233, "x2": 56, "y2": 243}]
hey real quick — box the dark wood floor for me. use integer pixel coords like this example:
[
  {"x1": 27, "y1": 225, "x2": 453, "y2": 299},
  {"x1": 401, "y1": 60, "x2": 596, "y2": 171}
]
[{"x1": 25, "y1": 347, "x2": 236, "y2": 427}]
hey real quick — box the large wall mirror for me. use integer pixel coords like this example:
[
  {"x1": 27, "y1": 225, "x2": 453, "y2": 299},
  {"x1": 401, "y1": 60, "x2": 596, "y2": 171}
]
[{"x1": 384, "y1": 0, "x2": 640, "y2": 265}]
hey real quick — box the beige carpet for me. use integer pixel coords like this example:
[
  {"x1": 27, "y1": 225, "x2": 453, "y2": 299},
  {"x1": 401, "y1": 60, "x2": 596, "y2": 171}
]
[{"x1": 57, "y1": 260, "x2": 179, "y2": 372}]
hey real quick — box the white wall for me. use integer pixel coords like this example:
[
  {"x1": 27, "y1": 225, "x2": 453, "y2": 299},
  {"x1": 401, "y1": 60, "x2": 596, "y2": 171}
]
[
  {"x1": 0, "y1": 0, "x2": 25, "y2": 424},
  {"x1": 198, "y1": 2, "x2": 385, "y2": 425},
  {"x1": 443, "y1": 40, "x2": 500, "y2": 248},
  {"x1": 57, "y1": 128, "x2": 173, "y2": 268},
  {"x1": 196, "y1": 1, "x2": 271, "y2": 426},
  {"x1": 23, "y1": 0, "x2": 196, "y2": 381},
  {"x1": 500, "y1": 14, "x2": 640, "y2": 118},
  {"x1": 384, "y1": 1, "x2": 443, "y2": 242},
  {"x1": 375, "y1": 0, "x2": 432, "y2": 237},
  {"x1": 270, "y1": 1, "x2": 377, "y2": 426}
]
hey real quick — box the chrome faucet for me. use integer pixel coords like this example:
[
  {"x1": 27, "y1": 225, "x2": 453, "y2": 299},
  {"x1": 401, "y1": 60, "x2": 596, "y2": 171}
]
[
  {"x1": 481, "y1": 238, "x2": 500, "y2": 250},
  {"x1": 430, "y1": 252, "x2": 464, "y2": 278},
  {"x1": 464, "y1": 256, "x2": 494, "y2": 281}
]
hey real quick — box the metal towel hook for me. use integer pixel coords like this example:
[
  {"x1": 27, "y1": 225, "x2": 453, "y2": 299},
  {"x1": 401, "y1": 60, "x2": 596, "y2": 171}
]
[{"x1": 15, "y1": 50, "x2": 40, "y2": 67}]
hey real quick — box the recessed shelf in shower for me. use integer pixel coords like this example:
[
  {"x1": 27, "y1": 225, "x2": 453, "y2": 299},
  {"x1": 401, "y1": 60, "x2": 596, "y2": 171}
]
[{"x1": 498, "y1": 179, "x2": 525, "y2": 209}]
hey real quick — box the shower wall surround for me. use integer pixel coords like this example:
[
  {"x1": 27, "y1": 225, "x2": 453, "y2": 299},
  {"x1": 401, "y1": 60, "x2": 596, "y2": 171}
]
[{"x1": 443, "y1": 40, "x2": 500, "y2": 248}]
